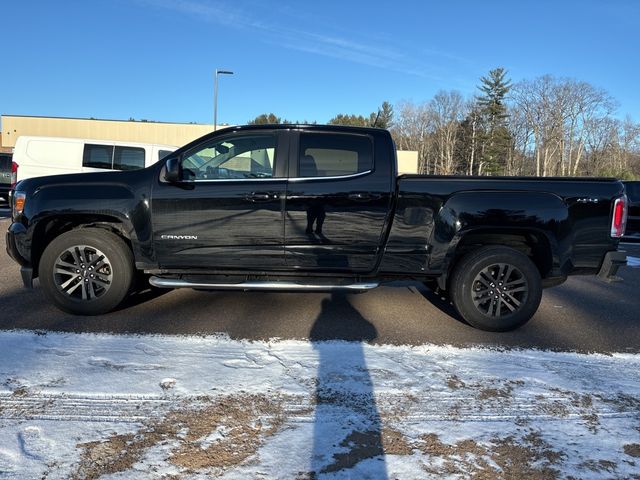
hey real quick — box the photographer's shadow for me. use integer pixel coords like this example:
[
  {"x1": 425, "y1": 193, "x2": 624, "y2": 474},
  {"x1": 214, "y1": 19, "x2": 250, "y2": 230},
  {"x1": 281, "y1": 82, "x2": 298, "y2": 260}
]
[{"x1": 309, "y1": 293, "x2": 388, "y2": 477}]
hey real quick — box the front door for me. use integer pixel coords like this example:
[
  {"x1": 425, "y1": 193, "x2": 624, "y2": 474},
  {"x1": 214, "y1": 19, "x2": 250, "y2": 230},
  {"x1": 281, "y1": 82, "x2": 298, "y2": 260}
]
[
  {"x1": 151, "y1": 130, "x2": 287, "y2": 269},
  {"x1": 284, "y1": 131, "x2": 392, "y2": 272}
]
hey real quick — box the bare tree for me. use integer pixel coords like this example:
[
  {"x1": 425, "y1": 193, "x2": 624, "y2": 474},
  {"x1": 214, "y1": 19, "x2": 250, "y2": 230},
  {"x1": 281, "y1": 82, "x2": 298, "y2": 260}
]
[
  {"x1": 429, "y1": 90, "x2": 466, "y2": 175},
  {"x1": 389, "y1": 74, "x2": 638, "y2": 179},
  {"x1": 391, "y1": 100, "x2": 433, "y2": 173}
]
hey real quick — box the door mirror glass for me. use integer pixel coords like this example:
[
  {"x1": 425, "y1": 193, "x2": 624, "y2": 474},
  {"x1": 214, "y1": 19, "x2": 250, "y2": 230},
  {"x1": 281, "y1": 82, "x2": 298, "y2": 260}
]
[{"x1": 164, "y1": 157, "x2": 182, "y2": 183}]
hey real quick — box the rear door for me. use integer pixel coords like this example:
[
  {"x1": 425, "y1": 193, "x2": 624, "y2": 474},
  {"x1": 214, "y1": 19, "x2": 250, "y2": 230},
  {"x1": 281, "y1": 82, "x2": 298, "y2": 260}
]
[
  {"x1": 151, "y1": 130, "x2": 288, "y2": 269},
  {"x1": 283, "y1": 130, "x2": 393, "y2": 272}
]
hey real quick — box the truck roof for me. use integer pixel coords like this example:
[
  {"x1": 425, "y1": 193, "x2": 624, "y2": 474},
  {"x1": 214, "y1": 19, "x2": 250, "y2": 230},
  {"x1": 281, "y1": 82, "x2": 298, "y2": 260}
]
[
  {"x1": 173, "y1": 124, "x2": 391, "y2": 154},
  {"x1": 214, "y1": 124, "x2": 390, "y2": 134}
]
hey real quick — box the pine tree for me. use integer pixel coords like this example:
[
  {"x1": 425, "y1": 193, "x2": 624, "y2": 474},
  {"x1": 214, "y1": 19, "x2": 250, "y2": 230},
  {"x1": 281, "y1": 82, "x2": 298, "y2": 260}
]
[
  {"x1": 369, "y1": 101, "x2": 394, "y2": 128},
  {"x1": 330, "y1": 101, "x2": 394, "y2": 129},
  {"x1": 477, "y1": 68, "x2": 512, "y2": 174},
  {"x1": 328, "y1": 114, "x2": 369, "y2": 126},
  {"x1": 248, "y1": 113, "x2": 288, "y2": 125}
]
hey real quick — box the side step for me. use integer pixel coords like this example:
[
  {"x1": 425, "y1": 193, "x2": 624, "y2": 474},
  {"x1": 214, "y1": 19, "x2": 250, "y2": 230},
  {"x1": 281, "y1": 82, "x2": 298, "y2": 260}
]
[{"x1": 149, "y1": 276, "x2": 379, "y2": 293}]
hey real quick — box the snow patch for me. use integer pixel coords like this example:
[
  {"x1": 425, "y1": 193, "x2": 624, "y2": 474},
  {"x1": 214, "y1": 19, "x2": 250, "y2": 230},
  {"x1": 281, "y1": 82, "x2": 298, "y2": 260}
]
[
  {"x1": 160, "y1": 378, "x2": 176, "y2": 390},
  {"x1": 0, "y1": 330, "x2": 637, "y2": 478}
]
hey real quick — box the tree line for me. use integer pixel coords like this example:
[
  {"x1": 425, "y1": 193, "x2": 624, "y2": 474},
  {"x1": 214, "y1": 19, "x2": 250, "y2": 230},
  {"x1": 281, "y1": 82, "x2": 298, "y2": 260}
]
[{"x1": 248, "y1": 68, "x2": 640, "y2": 179}]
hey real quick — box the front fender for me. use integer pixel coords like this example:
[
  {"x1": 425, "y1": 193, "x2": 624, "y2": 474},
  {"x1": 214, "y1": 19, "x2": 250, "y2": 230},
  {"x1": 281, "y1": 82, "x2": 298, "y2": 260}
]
[{"x1": 21, "y1": 181, "x2": 153, "y2": 269}]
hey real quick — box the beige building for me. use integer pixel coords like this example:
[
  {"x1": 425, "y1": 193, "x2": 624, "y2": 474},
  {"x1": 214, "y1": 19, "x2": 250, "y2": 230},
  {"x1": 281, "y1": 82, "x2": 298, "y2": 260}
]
[
  {"x1": 0, "y1": 133, "x2": 11, "y2": 153},
  {"x1": 1, "y1": 115, "x2": 216, "y2": 149},
  {"x1": 0, "y1": 115, "x2": 418, "y2": 173}
]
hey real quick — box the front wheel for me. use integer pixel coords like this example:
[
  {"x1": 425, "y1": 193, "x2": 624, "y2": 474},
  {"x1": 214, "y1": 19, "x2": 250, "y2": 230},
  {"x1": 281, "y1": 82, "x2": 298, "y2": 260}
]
[
  {"x1": 39, "y1": 228, "x2": 134, "y2": 315},
  {"x1": 449, "y1": 246, "x2": 542, "y2": 331}
]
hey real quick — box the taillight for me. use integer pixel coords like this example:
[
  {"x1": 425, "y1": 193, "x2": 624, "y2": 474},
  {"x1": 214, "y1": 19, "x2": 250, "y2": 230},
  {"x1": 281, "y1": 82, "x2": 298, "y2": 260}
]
[
  {"x1": 611, "y1": 195, "x2": 628, "y2": 238},
  {"x1": 10, "y1": 161, "x2": 18, "y2": 188}
]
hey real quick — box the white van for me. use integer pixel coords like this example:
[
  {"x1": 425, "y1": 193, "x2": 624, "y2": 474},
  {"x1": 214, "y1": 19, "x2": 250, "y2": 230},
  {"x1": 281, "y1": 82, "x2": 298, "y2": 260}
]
[{"x1": 13, "y1": 136, "x2": 178, "y2": 182}]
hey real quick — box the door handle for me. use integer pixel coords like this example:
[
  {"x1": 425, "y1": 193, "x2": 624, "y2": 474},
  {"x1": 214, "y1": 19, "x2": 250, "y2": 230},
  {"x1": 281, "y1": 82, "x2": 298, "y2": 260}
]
[{"x1": 246, "y1": 192, "x2": 278, "y2": 202}]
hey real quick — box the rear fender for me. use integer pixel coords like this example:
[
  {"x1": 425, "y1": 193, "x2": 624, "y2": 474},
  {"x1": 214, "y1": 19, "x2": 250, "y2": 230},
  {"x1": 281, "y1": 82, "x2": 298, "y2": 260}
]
[{"x1": 429, "y1": 191, "x2": 571, "y2": 279}]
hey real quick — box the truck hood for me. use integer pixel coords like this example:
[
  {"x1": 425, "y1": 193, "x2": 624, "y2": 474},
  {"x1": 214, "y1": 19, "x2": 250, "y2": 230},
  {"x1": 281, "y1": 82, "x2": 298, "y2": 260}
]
[{"x1": 15, "y1": 169, "x2": 147, "y2": 196}]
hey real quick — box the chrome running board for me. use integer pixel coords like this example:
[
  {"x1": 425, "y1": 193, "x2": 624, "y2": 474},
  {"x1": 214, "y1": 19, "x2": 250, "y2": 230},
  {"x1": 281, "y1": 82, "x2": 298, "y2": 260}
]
[{"x1": 149, "y1": 276, "x2": 379, "y2": 293}]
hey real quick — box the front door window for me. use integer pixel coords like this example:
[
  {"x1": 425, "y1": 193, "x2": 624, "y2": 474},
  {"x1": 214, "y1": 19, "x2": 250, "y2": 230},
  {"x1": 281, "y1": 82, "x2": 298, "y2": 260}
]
[{"x1": 182, "y1": 134, "x2": 277, "y2": 181}]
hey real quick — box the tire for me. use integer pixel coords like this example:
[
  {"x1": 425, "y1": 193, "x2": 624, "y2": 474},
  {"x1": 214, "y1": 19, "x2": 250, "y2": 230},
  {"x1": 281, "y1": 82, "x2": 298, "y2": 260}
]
[
  {"x1": 39, "y1": 228, "x2": 134, "y2": 315},
  {"x1": 449, "y1": 246, "x2": 542, "y2": 331}
]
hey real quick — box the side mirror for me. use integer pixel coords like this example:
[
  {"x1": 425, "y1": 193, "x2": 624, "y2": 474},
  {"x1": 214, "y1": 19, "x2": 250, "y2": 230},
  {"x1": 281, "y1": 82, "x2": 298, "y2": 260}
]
[{"x1": 164, "y1": 157, "x2": 181, "y2": 183}]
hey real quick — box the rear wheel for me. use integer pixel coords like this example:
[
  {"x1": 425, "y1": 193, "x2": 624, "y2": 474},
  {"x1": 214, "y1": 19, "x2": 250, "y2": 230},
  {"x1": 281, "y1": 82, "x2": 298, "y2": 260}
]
[
  {"x1": 40, "y1": 228, "x2": 134, "y2": 315},
  {"x1": 450, "y1": 246, "x2": 542, "y2": 331}
]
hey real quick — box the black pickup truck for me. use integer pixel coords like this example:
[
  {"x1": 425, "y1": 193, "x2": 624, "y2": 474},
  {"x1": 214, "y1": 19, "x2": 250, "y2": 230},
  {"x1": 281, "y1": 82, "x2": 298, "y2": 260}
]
[{"x1": 6, "y1": 125, "x2": 628, "y2": 331}]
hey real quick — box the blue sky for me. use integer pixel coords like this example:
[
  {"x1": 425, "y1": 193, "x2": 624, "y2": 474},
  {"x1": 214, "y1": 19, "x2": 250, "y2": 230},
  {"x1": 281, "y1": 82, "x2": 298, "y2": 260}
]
[{"x1": 1, "y1": 0, "x2": 638, "y2": 125}]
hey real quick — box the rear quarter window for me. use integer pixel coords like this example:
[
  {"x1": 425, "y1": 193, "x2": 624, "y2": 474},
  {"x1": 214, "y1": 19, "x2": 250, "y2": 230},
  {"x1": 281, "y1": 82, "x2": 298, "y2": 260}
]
[{"x1": 158, "y1": 150, "x2": 173, "y2": 161}]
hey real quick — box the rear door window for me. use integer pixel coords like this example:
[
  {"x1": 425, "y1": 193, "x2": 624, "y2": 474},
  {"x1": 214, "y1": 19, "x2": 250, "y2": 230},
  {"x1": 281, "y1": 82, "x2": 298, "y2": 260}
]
[
  {"x1": 113, "y1": 146, "x2": 145, "y2": 171},
  {"x1": 83, "y1": 144, "x2": 147, "y2": 170},
  {"x1": 298, "y1": 133, "x2": 373, "y2": 178},
  {"x1": 82, "y1": 144, "x2": 114, "y2": 169}
]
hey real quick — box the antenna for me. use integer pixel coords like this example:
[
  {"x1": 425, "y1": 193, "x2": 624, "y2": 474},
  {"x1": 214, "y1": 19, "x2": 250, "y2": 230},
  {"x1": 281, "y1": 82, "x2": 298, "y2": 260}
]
[{"x1": 372, "y1": 109, "x2": 381, "y2": 128}]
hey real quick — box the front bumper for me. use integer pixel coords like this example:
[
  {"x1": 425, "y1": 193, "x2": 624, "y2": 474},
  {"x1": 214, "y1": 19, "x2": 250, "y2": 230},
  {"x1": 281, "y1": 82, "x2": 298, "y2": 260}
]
[
  {"x1": 597, "y1": 250, "x2": 627, "y2": 282},
  {"x1": 6, "y1": 223, "x2": 33, "y2": 288}
]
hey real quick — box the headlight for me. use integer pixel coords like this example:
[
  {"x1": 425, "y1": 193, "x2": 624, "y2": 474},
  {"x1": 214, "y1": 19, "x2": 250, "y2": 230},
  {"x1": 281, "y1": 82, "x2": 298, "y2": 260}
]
[{"x1": 12, "y1": 192, "x2": 26, "y2": 218}]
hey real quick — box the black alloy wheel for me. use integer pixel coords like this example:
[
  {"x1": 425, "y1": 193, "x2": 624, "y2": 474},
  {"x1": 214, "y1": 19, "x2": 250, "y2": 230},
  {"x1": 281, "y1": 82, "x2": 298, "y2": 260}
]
[
  {"x1": 40, "y1": 228, "x2": 134, "y2": 315},
  {"x1": 450, "y1": 246, "x2": 542, "y2": 331}
]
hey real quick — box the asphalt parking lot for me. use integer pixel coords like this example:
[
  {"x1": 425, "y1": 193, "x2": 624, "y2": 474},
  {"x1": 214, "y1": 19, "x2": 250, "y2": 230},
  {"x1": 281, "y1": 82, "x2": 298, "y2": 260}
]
[{"x1": 1, "y1": 209, "x2": 639, "y2": 354}]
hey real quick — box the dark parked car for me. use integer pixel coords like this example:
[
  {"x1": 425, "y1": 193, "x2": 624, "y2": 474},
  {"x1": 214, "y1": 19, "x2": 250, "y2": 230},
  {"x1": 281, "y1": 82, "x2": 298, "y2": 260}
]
[
  {"x1": 623, "y1": 181, "x2": 640, "y2": 240},
  {"x1": 6, "y1": 125, "x2": 628, "y2": 331},
  {"x1": 0, "y1": 153, "x2": 15, "y2": 203}
]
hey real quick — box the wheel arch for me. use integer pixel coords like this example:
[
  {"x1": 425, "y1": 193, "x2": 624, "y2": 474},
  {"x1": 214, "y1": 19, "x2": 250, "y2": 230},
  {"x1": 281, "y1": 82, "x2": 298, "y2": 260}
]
[
  {"x1": 437, "y1": 227, "x2": 557, "y2": 291},
  {"x1": 31, "y1": 214, "x2": 134, "y2": 278}
]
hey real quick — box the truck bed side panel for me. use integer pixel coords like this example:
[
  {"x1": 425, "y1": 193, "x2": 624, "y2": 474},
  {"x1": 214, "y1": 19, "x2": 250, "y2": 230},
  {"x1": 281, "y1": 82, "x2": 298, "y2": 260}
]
[{"x1": 380, "y1": 176, "x2": 624, "y2": 276}]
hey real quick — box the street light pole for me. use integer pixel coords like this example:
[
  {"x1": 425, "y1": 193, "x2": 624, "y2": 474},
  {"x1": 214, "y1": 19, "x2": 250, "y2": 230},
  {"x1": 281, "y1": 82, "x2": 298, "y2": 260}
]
[{"x1": 214, "y1": 69, "x2": 234, "y2": 131}]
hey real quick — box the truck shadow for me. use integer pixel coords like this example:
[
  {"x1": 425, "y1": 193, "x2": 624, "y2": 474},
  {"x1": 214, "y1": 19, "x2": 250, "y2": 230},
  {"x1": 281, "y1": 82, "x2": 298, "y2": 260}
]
[
  {"x1": 0, "y1": 274, "x2": 638, "y2": 354},
  {"x1": 414, "y1": 283, "x2": 468, "y2": 326},
  {"x1": 309, "y1": 293, "x2": 388, "y2": 477},
  {"x1": 117, "y1": 284, "x2": 171, "y2": 311}
]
